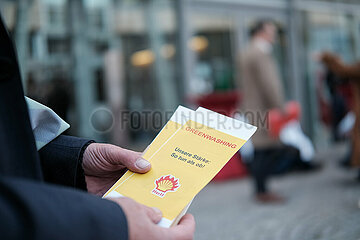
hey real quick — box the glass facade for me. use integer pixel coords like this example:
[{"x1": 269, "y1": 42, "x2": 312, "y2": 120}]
[{"x1": 1, "y1": 0, "x2": 360, "y2": 149}]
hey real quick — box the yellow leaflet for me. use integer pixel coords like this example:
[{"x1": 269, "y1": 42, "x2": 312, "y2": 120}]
[
  {"x1": 103, "y1": 120, "x2": 182, "y2": 196},
  {"x1": 103, "y1": 106, "x2": 257, "y2": 227},
  {"x1": 111, "y1": 120, "x2": 246, "y2": 220}
]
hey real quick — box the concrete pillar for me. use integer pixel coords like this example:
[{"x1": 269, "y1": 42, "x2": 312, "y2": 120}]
[
  {"x1": 69, "y1": 0, "x2": 96, "y2": 138},
  {"x1": 144, "y1": 0, "x2": 178, "y2": 111}
]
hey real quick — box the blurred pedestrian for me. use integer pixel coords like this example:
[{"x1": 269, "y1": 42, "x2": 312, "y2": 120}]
[
  {"x1": 239, "y1": 20, "x2": 301, "y2": 203},
  {"x1": 320, "y1": 52, "x2": 360, "y2": 179}
]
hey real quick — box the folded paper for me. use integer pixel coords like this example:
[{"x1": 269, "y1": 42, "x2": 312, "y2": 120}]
[{"x1": 104, "y1": 106, "x2": 257, "y2": 227}]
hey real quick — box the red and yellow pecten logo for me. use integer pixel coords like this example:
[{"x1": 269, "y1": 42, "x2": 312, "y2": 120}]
[{"x1": 151, "y1": 175, "x2": 180, "y2": 198}]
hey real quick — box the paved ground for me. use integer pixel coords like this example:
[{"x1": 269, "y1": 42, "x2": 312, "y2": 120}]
[{"x1": 188, "y1": 144, "x2": 360, "y2": 240}]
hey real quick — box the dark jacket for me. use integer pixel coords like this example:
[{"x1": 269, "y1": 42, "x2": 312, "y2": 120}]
[{"x1": 0, "y1": 16, "x2": 128, "y2": 239}]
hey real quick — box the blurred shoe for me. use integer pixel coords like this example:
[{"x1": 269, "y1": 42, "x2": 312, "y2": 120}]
[
  {"x1": 293, "y1": 161, "x2": 322, "y2": 172},
  {"x1": 255, "y1": 192, "x2": 286, "y2": 204}
]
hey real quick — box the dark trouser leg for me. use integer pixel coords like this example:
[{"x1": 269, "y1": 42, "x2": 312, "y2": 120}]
[
  {"x1": 251, "y1": 150, "x2": 271, "y2": 194},
  {"x1": 251, "y1": 146, "x2": 300, "y2": 194},
  {"x1": 270, "y1": 146, "x2": 300, "y2": 174}
]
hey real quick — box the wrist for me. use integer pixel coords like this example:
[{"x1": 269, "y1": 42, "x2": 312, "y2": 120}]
[{"x1": 77, "y1": 140, "x2": 95, "y2": 190}]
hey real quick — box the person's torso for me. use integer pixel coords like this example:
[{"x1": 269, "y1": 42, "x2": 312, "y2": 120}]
[
  {"x1": 239, "y1": 44, "x2": 283, "y2": 148},
  {"x1": 0, "y1": 15, "x2": 42, "y2": 180}
]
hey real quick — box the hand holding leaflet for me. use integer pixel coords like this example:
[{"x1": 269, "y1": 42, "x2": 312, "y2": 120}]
[{"x1": 104, "y1": 106, "x2": 257, "y2": 227}]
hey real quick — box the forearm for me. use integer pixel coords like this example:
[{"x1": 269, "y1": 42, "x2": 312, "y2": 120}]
[
  {"x1": 38, "y1": 135, "x2": 94, "y2": 190},
  {"x1": 0, "y1": 176, "x2": 128, "y2": 240},
  {"x1": 322, "y1": 53, "x2": 360, "y2": 79},
  {"x1": 254, "y1": 62, "x2": 284, "y2": 108},
  {"x1": 331, "y1": 62, "x2": 360, "y2": 79}
]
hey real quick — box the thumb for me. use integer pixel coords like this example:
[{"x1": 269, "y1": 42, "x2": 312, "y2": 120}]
[
  {"x1": 170, "y1": 214, "x2": 195, "y2": 240},
  {"x1": 144, "y1": 206, "x2": 163, "y2": 224},
  {"x1": 132, "y1": 157, "x2": 151, "y2": 173}
]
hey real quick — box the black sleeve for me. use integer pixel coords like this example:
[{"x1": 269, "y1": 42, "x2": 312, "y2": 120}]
[
  {"x1": 0, "y1": 176, "x2": 128, "y2": 240},
  {"x1": 38, "y1": 135, "x2": 94, "y2": 190}
]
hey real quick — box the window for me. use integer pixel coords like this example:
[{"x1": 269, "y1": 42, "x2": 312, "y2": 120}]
[
  {"x1": 47, "y1": 37, "x2": 71, "y2": 55},
  {"x1": 89, "y1": 9, "x2": 104, "y2": 30}
]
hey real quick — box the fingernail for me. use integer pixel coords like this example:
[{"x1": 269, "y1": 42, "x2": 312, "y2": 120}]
[
  {"x1": 135, "y1": 158, "x2": 150, "y2": 169},
  {"x1": 152, "y1": 207, "x2": 162, "y2": 216}
]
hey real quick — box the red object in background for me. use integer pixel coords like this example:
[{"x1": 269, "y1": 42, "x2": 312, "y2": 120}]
[
  {"x1": 188, "y1": 90, "x2": 248, "y2": 181},
  {"x1": 213, "y1": 153, "x2": 247, "y2": 181},
  {"x1": 191, "y1": 91, "x2": 241, "y2": 117},
  {"x1": 268, "y1": 101, "x2": 301, "y2": 138}
]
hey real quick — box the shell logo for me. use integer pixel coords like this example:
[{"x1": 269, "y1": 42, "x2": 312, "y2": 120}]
[{"x1": 151, "y1": 175, "x2": 180, "y2": 198}]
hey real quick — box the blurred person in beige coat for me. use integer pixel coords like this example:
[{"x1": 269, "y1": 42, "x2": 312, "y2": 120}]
[{"x1": 240, "y1": 20, "x2": 302, "y2": 203}]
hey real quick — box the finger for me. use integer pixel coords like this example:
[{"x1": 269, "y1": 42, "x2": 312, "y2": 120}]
[
  {"x1": 170, "y1": 214, "x2": 195, "y2": 240},
  {"x1": 107, "y1": 145, "x2": 151, "y2": 173},
  {"x1": 132, "y1": 157, "x2": 151, "y2": 173},
  {"x1": 144, "y1": 206, "x2": 163, "y2": 224}
]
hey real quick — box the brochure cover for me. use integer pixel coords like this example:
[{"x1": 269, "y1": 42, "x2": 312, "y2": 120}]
[{"x1": 104, "y1": 106, "x2": 257, "y2": 227}]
